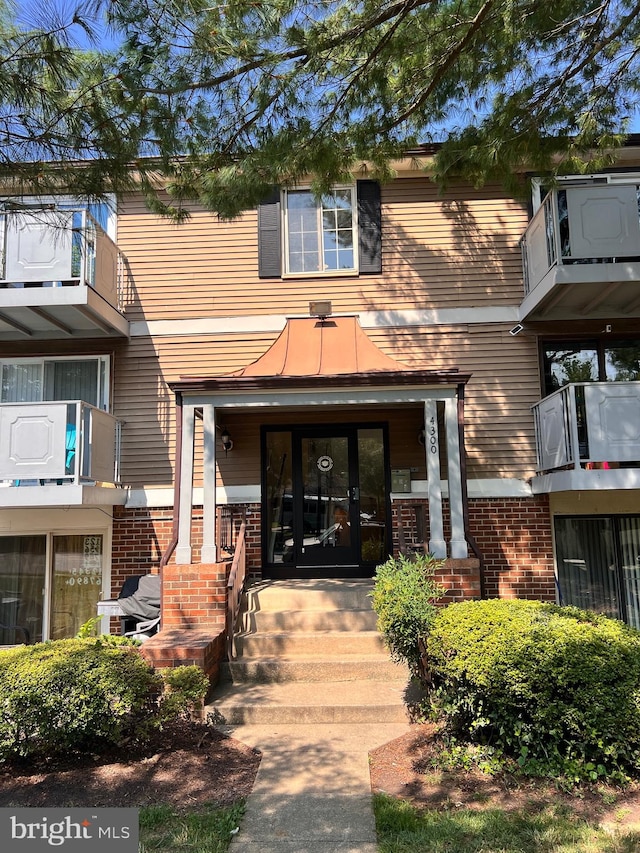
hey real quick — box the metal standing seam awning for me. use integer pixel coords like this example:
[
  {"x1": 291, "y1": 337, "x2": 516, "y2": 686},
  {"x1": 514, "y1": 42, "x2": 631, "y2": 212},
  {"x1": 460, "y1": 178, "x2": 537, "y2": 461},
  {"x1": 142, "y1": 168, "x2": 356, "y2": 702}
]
[{"x1": 168, "y1": 316, "x2": 472, "y2": 564}]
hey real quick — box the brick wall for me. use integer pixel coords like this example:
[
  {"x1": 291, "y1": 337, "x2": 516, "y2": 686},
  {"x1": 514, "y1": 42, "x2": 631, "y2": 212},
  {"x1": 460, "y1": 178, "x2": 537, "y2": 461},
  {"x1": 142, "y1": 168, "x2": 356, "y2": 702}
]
[
  {"x1": 468, "y1": 496, "x2": 555, "y2": 601},
  {"x1": 110, "y1": 496, "x2": 556, "y2": 614},
  {"x1": 243, "y1": 504, "x2": 262, "y2": 569},
  {"x1": 161, "y1": 561, "x2": 229, "y2": 630},
  {"x1": 392, "y1": 495, "x2": 555, "y2": 602}
]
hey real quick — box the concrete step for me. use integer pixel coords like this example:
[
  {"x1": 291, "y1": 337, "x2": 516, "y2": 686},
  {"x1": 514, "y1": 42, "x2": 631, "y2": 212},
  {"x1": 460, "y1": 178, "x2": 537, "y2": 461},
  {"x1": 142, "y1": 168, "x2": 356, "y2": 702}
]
[
  {"x1": 236, "y1": 630, "x2": 386, "y2": 658},
  {"x1": 221, "y1": 656, "x2": 404, "y2": 684},
  {"x1": 242, "y1": 608, "x2": 378, "y2": 633},
  {"x1": 245, "y1": 579, "x2": 374, "y2": 613},
  {"x1": 206, "y1": 679, "x2": 412, "y2": 725}
]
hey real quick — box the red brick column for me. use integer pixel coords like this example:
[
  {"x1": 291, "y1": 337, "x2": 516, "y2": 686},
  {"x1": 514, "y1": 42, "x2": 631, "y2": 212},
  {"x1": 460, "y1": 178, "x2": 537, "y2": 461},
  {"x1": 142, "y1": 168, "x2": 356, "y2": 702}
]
[{"x1": 161, "y1": 562, "x2": 229, "y2": 630}]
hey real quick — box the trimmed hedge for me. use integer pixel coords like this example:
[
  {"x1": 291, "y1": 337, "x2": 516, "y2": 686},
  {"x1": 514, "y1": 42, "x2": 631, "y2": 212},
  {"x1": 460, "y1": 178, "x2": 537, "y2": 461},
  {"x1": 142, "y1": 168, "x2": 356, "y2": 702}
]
[
  {"x1": 0, "y1": 637, "x2": 163, "y2": 761},
  {"x1": 371, "y1": 552, "x2": 444, "y2": 676},
  {"x1": 426, "y1": 599, "x2": 640, "y2": 782}
]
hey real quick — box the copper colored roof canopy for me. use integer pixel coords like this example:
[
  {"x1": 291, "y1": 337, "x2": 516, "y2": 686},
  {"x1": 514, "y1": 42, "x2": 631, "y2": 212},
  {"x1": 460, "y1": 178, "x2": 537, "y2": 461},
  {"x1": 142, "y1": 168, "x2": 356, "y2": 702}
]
[
  {"x1": 170, "y1": 316, "x2": 469, "y2": 391},
  {"x1": 233, "y1": 316, "x2": 411, "y2": 377}
]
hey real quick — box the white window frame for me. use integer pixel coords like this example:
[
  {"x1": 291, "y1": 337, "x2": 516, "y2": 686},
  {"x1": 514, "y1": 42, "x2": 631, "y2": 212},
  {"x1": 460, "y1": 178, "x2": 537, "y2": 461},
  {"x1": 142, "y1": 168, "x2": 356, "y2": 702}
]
[
  {"x1": 282, "y1": 185, "x2": 359, "y2": 277},
  {"x1": 0, "y1": 355, "x2": 111, "y2": 411}
]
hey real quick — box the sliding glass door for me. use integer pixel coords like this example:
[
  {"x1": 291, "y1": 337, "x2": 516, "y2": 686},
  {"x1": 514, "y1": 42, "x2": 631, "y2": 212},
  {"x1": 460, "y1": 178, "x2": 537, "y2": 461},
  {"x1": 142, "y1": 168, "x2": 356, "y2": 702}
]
[
  {"x1": 0, "y1": 533, "x2": 105, "y2": 643},
  {"x1": 555, "y1": 516, "x2": 640, "y2": 629}
]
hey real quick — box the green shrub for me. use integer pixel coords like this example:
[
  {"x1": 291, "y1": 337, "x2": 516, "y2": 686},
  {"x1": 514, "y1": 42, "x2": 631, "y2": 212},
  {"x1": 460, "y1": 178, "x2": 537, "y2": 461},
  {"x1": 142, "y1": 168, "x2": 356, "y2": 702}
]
[
  {"x1": 158, "y1": 665, "x2": 210, "y2": 722},
  {"x1": 425, "y1": 599, "x2": 640, "y2": 783},
  {"x1": 0, "y1": 637, "x2": 163, "y2": 761},
  {"x1": 370, "y1": 552, "x2": 445, "y2": 676}
]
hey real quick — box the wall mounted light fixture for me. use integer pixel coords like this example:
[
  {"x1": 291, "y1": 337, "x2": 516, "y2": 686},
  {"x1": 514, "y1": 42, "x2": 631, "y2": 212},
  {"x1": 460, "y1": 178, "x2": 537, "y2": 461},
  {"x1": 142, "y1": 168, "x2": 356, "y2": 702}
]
[{"x1": 220, "y1": 429, "x2": 234, "y2": 453}]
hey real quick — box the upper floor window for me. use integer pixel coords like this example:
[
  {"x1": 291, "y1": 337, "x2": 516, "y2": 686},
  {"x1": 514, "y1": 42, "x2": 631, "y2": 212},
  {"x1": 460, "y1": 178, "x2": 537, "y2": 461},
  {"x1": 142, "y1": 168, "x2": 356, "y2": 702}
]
[
  {"x1": 258, "y1": 180, "x2": 381, "y2": 278},
  {"x1": 542, "y1": 339, "x2": 640, "y2": 396},
  {"x1": 283, "y1": 188, "x2": 357, "y2": 275},
  {"x1": 0, "y1": 356, "x2": 110, "y2": 411}
]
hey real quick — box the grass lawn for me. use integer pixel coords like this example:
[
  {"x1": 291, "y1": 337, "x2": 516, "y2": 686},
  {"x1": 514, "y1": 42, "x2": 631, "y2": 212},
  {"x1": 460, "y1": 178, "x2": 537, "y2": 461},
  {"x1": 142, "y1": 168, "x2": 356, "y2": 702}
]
[
  {"x1": 139, "y1": 803, "x2": 245, "y2": 853},
  {"x1": 373, "y1": 793, "x2": 640, "y2": 853}
]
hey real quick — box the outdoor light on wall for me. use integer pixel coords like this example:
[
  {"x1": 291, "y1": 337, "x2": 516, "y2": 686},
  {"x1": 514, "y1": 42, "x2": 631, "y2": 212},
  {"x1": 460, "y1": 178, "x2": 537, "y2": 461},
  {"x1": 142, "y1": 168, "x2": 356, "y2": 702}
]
[
  {"x1": 220, "y1": 429, "x2": 234, "y2": 453},
  {"x1": 309, "y1": 300, "x2": 332, "y2": 320},
  {"x1": 418, "y1": 427, "x2": 426, "y2": 446}
]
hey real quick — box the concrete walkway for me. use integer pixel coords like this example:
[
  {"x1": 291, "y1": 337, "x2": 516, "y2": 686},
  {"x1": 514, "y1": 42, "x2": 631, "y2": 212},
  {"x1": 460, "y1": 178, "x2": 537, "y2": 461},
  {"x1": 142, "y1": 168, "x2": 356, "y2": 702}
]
[{"x1": 221, "y1": 721, "x2": 412, "y2": 852}]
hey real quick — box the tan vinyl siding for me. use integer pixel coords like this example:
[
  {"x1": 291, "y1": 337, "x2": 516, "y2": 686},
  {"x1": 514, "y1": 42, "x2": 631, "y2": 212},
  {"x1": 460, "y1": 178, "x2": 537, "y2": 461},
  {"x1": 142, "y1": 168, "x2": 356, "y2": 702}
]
[
  {"x1": 114, "y1": 324, "x2": 540, "y2": 488},
  {"x1": 368, "y1": 324, "x2": 541, "y2": 480},
  {"x1": 117, "y1": 178, "x2": 528, "y2": 322}
]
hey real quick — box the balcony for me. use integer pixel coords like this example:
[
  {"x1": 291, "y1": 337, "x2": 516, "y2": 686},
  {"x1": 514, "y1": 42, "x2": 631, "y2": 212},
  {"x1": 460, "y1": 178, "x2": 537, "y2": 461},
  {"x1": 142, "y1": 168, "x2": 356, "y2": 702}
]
[
  {"x1": 531, "y1": 381, "x2": 640, "y2": 493},
  {"x1": 0, "y1": 208, "x2": 129, "y2": 340},
  {"x1": 520, "y1": 183, "x2": 640, "y2": 321},
  {"x1": 0, "y1": 401, "x2": 127, "y2": 507}
]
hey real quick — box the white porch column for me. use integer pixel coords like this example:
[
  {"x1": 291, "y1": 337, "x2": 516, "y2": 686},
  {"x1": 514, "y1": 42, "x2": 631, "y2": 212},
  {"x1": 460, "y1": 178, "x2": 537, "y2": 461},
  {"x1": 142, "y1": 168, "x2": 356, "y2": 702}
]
[
  {"x1": 445, "y1": 397, "x2": 468, "y2": 559},
  {"x1": 424, "y1": 399, "x2": 446, "y2": 558},
  {"x1": 201, "y1": 403, "x2": 218, "y2": 563},
  {"x1": 176, "y1": 403, "x2": 195, "y2": 564}
]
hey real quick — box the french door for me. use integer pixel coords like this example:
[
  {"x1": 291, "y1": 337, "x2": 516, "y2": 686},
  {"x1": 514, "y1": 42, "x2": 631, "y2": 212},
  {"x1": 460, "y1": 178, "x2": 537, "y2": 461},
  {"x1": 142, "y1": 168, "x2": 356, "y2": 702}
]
[{"x1": 263, "y1": 425, "x2": 389, "y2": 577}]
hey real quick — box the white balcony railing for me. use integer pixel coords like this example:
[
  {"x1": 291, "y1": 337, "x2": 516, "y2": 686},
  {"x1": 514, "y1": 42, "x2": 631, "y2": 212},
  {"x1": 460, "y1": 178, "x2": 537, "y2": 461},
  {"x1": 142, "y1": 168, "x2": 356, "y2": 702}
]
[
  {"x1": 0, "y1": 208, "x2": 121, "y2": 310},
  {"x1": 0, "y1": 401, "x2": 121, "y2": 486},
  {"x1": 533, "y1": 381, "x2": 640, "y2": 473},
  {"x1": 521, "y1": 183, "x2": 640, "y2": 295}
]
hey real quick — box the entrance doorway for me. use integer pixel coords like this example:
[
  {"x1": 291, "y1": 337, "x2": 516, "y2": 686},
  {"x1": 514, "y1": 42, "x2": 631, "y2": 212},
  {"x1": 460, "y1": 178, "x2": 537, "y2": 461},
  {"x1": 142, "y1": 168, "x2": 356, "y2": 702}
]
[{"x1": 263, "y1": 425, "x2": 390, "y2": 577}]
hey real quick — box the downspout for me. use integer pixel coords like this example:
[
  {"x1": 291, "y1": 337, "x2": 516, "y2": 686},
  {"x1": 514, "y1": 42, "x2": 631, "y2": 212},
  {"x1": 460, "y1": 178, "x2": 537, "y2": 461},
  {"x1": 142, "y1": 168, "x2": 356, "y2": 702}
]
[
  {"x1": 159, "y1": 390, "x2": 183, "y2": 573},
  {"x1": 457, "y1": 382, "x2": 486, "y2": 599}
]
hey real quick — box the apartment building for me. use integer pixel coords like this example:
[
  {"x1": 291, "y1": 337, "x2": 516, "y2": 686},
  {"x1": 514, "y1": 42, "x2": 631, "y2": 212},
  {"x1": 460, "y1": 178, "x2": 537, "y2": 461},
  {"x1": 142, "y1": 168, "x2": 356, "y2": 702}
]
[{"x1": 0, "y1": 145, "x2": 639, "y2": 651}]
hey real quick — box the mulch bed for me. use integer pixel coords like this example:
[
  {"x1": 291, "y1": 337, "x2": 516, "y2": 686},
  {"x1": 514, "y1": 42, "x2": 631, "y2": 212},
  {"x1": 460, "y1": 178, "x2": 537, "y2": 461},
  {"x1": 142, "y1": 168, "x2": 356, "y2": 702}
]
[
  {"x1": 0, "y1": 720, "x2": 261, "y2": 811},
  {"x1": 369, "y1": 722, "x2": 640, "y2": 830}
]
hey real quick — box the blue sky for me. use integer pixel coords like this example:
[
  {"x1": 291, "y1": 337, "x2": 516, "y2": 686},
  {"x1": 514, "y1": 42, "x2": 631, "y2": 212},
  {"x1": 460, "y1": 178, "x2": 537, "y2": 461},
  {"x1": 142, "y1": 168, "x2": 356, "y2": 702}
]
[{"x1": 14, "y1": 1, "x2": 640, "y2": 139}]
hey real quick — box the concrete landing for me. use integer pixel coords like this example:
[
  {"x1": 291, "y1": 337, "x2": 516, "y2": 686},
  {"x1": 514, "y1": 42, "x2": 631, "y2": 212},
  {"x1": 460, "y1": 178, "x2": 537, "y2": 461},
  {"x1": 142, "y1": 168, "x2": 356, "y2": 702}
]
[
  {"x1": 221, "y1": 721, "x2": 412, "y2": 852},
  {"x1": 210, "y1": 578, "x2": 415, "y2": 849}
]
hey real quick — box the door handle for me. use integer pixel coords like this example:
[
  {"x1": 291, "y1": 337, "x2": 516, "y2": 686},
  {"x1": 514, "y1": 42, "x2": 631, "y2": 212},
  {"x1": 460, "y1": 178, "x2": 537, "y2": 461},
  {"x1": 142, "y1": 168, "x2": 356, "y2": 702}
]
[{"x1": 350, "y1": 487, "x2": 360, "y2": 502}]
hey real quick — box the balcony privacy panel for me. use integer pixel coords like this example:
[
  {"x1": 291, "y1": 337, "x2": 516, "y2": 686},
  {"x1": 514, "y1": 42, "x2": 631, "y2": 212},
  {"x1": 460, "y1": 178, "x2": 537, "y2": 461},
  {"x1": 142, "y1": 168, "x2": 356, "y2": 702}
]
[
  {"x1": 5, "y1": 211, "x2": 74, "y2": 282},
  {"x1": 584, "y1": 384, "x2": 640, "y2": 462},
  {"x1": 0, "y1": 404, "x2": 67, "y2": 478},
  {"x1": 566, "y1": 185, "x2": 640, "y2": 258},
  {"x1": 536, "y1": 392, "x2": 570, "y2": 469},
  {"x1": 87, "y1": 408, "x2": 116, "y2": 482},
  {"x1": 94, "y1": 228, "x2": 118, "y2": 302},
  {"x1": 525, "y1": 208, "x2": 552, "y2": 288}
]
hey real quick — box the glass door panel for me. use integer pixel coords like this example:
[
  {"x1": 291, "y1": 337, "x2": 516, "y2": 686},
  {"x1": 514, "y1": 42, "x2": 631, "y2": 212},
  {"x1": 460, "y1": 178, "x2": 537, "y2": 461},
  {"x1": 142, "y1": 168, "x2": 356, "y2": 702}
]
[
  {"x1": 358, "y1": 428, "x2": 387, "y2": 564},
  {"x1": 0, "y1": 536, "x2": 45, "y2": 644},
  {"x1": 265, "y1": 430, "x2": 293, "y2": 564},
  {"x1": 555, "y1": 517, "x2": 622, "y2": 619},
  {"x1": 50, "y1": 535, "x2": 103, "y2": 639},
  {"x1": 619, "y1": 518, "x2": 640, "y2": 630},
  {"x1": 296, "y1": 434, "x2": 356, "y2": 566}
]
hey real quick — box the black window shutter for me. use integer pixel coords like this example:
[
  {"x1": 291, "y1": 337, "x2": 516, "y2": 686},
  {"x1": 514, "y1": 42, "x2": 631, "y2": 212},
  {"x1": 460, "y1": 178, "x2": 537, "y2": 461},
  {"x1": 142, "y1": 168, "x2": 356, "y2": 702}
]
[
  {"x1": 258, "y1": 189, "x2": 282, "y2": 278},
  {"x1": 357, "y1": 180, "x2": 382, "y2": 274}
]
